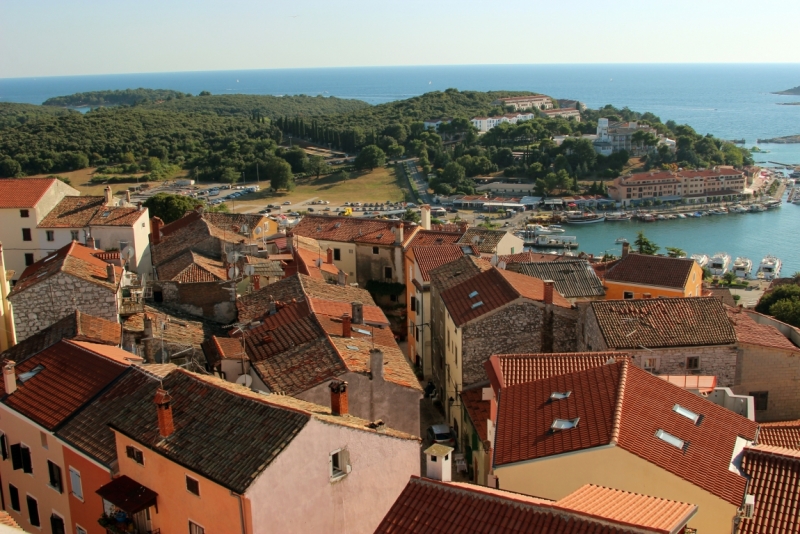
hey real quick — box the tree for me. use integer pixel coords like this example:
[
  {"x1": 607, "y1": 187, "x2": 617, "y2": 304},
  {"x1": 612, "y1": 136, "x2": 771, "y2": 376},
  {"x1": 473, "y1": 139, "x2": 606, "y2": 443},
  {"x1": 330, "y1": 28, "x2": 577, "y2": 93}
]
[
  {"x1": 441, "y1": 162, "x2": 466, "y2": 185},
  {"x1": 634, "y1": 231, "x2": 659, "y2": 255},
  {"x1": 144, "y1": 193, "x2": 203, "y2": 224},
  {"x1": 756, "y1": 284, "x2": 800, "y2": 315},
  {"x1": 220, "y1": 167, "x2": 240, "y2": 184},
  {"x1": 722, "y1": 271, "x2": 737, "y2": 286},
  {"x1": 0, "y1": 157, "x2": 22, "y2": 178},
  {"x1": 306, "y1": 156, "x2": 331, "y2": 179},
  {"x1": 402, "y1": 208, "x2": 420, "y2": 223},
  {"x1": 666, "y1": 247, "x2": 686, "y2": 258},
  {"x1": 769, "y1": 299, "x2": 800, "y2": 328},
  {"x1": 278, "y1": 147, "x2": 308, "y2": 173},
  {"x1": 265, "y1": 157, "x2": 294, "y2": 191},
  {"x1": 386, "y1": 144, "x2": 405, "y2": 160},
  {"x1": 354, "y1": 145, "x2": 386, "y2": 170}
]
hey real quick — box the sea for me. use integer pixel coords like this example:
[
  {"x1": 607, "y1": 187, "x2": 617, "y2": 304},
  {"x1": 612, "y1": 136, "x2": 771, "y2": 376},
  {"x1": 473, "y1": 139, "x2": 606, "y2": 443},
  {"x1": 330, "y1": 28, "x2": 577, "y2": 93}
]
[{"x1": 1, "y1": 63, "x2": 799, "y2": 271}]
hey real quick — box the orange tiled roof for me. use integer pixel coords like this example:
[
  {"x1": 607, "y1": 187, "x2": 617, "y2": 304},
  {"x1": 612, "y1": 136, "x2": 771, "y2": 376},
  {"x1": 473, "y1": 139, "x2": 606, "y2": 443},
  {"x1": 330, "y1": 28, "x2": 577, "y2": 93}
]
[
  {"x1": 411, "y1": 245, "x2": 474, "y2": 283},
  {"x1": 0, "y1": 511, "x2": 23, "y2": 530},
  {"x1": 428, "y1": 254, "x2": 492, "y2": 292},
  {"x1": 461, "y1": 387, "x2": 490, "y2": 442},
  {"x1": 10, "y1": 241, "x2": 122, "y2": 296},
  {"x1": 604, "y1": 253, "x2": 696, "y2": 289},
  {"x1": 457, "y1": 228, "x2": 513, "y2": 254},
  {"x1": 740, "y1": 445, "x2": 800, "y2": 533},
  {"x1": 758, "y1": 420, "x2": 800, "y2": 450},
  {"x1": 156, "y1": 250, "x2": 227, "y2": 283},
  {"x1": 0, "y1": 178, "x2": 58, "y2": 208},
  {"x1": 486, "y1": 352, "x2": 627, "y2": 388},
  {"x1": 38, "y1": 196, "x2": 143, "y2": 228},
  {"x1": 291, "y1": 214, "x2": 416, "y2": 246},
  {"x1": 308, "y1": 298, "x2": 388, "y2": 326},
  {"x1": 726, "y1": 307, "x2": 799, "y2": 352},
  {"x1": 405, "y1": 230, "x2": 464, "y2": 248},
  {"x1": 494, "y1": 361, "x2": 758, "y2": 506}
]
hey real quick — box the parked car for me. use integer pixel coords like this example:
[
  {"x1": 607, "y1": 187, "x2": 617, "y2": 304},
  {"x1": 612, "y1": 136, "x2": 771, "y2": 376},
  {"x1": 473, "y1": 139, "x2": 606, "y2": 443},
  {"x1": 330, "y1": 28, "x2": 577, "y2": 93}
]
[
  {"x1": 323, "y1": 207, "x2": 331, "y2": 211},
  {"x1": 426, "y1": 424, "x2": 456, "y2": 449},
  {"x1": 308, "y1": 207, "x2": 315, "y2": 212},
  {"x1": 283, "y1": 201, "x2": 292, "y2": 205}
]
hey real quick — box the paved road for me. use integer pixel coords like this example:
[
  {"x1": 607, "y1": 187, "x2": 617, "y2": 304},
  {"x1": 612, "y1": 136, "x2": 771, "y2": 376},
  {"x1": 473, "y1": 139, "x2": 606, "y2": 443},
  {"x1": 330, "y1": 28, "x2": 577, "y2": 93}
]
[{"x1": 403, "y1": 160, "x2": 432, "y2": 205}]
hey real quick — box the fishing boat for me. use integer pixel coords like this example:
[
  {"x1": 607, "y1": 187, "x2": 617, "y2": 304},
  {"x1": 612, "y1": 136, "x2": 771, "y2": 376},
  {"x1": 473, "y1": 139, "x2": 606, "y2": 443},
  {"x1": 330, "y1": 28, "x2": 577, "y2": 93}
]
[
  {"x1": 563, "y1": 211, "x2": 605, "y2": 224},
  {"x1": 692, "y1": 212, "x2": 704, "y2": 218},
  {"x1": 691, "y1": 254, "x2": 709, "y2": 267},
  {"x1": 605, "y1": 212, "x2": 632, "y2": 221},
  {"x1": 517, "y1": 224, "x2": 565, "y2": 241},
  {"x1": 756, "y1": 255, "x2": 782, "y2": 280},
  {"x1": 764, "y1": 200, "x2": 782, "y2": 210},
  {"x1": 732, "y1": 257, "x2": 753, "y2": 279},
  {"x1": 708, "y1": 252, "x2": 732, "y2": 276},
  {"x1": 527, "y1": 235, "x2": 579, "y2": 249},
  {"x1": 639, "y1": 213, "x2": 656, "y2": 222},
  {"x1": 615, "y1": 237, "x2": 628, "y2": 244}
]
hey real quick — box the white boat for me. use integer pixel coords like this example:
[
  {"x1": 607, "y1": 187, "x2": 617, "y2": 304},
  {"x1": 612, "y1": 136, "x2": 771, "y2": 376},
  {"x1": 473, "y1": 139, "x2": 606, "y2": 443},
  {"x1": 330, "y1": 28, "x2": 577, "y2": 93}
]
[
  {"x1": 750, "y1": 204, "x2": 767, "y2": 212},
  {"x1": 730, "y1": 205, "x2": 748, "y2": 213},
  {"x1": 527, "y1": 235, "x2": 579, "y2": 249},
  {"x1": 605, "y1": 212, "x2": 632, "y2": 221},
  {"x1": 529, "y1": 224, "x2": 565, "y2": 234},
  {"x1": 677, "y1": 213, "x2": 688, "y2": 219},
  {"x1": 656, "y1": 214, "x2": 667, "y2": 220},
  {"x1": 615, "y1": 237, "x2": 628, "y2": 244},
  {"x1": 691, "y1": 254, "x2": 709, "y2": 267},
  {"x1": 756, "y1": 255, "x2": 782, "y2": 280},
  {"x1": 563, "y1": 211, "x2": 606, "y2": 224},
  {"x1": 732, "y1": 257, "x2": 753, "y2": 279},
  {"x1": 708, "y1": 252, "x2": 732, "y2": 276}
]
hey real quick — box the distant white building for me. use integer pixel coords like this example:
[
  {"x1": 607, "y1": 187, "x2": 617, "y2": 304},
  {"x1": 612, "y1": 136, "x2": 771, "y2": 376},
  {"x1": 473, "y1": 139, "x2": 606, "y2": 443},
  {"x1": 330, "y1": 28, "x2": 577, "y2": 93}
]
[
  {"x1": 593, "y1": 118, "x2": 674, "y2": 156},
  {"x1": 540, "y1": 108, "x2": 581, "y2": 121},
  {"x1": 492, "y1": 95, "x2": 554, "y2": 111},
  {"x1": 471, "y1": 112, "x2": 535, "y2": 133},
  {"x1": 423, "y1": 118, "x2": 451, "y2": 130}
]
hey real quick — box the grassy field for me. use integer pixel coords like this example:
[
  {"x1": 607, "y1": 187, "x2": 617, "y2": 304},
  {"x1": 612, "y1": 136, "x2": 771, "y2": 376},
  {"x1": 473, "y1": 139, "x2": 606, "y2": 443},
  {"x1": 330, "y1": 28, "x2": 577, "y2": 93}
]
[{"x1": 228, "y1": 166, "x2": 410, "y2": 211}]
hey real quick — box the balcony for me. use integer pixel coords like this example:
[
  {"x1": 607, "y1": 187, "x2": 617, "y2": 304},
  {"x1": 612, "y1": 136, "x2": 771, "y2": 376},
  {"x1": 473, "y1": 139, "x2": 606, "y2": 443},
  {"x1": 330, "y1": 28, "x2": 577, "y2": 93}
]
[
  {"x1": 99, "y1": 514, "x2": 159, "y2": 534},
  {"x1": 119, "y1": 297, "x2": 145, "y2": 316},
  {"x1": 97, "y1": 475, "x2": 159, "y2": 534}
]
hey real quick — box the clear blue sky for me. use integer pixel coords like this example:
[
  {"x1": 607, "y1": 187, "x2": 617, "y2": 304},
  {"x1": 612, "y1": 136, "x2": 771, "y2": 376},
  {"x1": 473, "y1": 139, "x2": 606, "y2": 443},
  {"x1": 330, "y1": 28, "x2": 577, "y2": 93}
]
[{"x1": 2, "y1": 0, "x2": 799, "y2": 78}]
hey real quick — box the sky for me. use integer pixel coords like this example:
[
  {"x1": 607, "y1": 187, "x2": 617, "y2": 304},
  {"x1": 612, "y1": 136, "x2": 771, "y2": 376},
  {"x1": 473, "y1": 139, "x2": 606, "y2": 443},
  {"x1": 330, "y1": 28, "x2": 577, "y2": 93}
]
[{"x1": 2, "y1": 0, "x2": 800, "y2": 79}]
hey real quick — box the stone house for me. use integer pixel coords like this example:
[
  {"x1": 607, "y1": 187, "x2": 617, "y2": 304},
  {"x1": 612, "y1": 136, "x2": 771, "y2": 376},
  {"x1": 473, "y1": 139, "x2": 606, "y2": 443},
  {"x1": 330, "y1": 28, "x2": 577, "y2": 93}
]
[
  {"x1": 0, "y1": 178, "x2": 79, "y2": 282},
  {"x1": 8, "y1": 242, "x2": 124, "y2": 342},
  {"x1": 578, "y1": 297, "x2": 740, "y2": 386},
  {"x1": 507, "y1": 259, "x2": 605, "y2": 303}
]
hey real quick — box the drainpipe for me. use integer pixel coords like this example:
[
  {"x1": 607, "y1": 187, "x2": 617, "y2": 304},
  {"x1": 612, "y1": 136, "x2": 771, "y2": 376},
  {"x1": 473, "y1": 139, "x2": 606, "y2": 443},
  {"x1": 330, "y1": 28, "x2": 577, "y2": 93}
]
[{"x1": 232, "y1": 491, "x2": 248, "y2": 534}]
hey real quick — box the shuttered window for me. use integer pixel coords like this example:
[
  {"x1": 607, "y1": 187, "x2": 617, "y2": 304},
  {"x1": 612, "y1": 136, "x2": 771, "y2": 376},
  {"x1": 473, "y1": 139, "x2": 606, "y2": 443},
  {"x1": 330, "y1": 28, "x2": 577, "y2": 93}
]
[
  {"x1": 48, "y1": 460, "x2": 63, "y2": 493},
  {"x1": 50, "y1": 514, "x2": 65, "y2": 534},
  {"x1": 26, "y1": 495, "x2": 40, "y2": 527},
  {"x1": 70, "y1": 467, "x2": 83, "y2": 500}
]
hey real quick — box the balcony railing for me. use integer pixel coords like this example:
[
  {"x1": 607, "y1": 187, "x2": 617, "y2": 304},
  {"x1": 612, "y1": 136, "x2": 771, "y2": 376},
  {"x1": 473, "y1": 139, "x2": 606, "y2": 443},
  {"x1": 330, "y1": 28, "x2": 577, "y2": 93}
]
[
  {"x1": 119, "y1": 297, "x2": 145, "y2": 316},
  {"x1": 99, "y1": 514, "x2": 159, "y2": 534}
]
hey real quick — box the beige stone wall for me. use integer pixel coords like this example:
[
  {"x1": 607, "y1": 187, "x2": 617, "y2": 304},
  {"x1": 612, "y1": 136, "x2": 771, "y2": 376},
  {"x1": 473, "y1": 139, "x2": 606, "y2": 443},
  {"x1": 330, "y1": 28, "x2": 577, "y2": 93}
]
[
  {"x1": 733, "y1": 345, "x2": 800, "y2": 422},
  {"x1": 629, "y1": 345, "x2": 739, "y2": 387}
]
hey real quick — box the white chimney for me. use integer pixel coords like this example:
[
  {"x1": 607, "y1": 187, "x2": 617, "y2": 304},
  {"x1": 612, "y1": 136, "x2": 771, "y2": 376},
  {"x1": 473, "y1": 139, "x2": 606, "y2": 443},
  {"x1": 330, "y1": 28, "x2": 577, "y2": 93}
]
[
  {"x1": 4, "y1": 361, "x2": 16, "y2": 395},
  {"x1": 370, "y1": 349, "x2": 384, "y2": 381},
  {"x1": 421, "y1": 205, "x2": 431, "y2": 231},
  {"x1": 104, "y1": 186, "x2": 113, "y2": 206},
  {"x1": 424, "y1": 444, "x2": 453, "y2": 482}
]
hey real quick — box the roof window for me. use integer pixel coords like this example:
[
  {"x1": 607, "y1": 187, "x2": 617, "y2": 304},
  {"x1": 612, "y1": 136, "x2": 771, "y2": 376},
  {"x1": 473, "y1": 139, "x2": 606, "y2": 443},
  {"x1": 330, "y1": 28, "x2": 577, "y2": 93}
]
[
  {"x1": 102, "y1": 211, "x2": 111, "y2": 217},
  {"x1": 334, "y1": 223, "x2": 341, "y2": 228},
  {"x1": 471, "y1": 301, "x2": 484, "y2": 310},
  {"x1": 352, "y1": 327, "x2": 371, "y2": 336},
  {"x1": 346, "y1": 345, "x2": 359, "y2": 351},
  {"x1": 551, "y1": 418, "x2": 579, "y2": 431},
  {"x1": 19, "y1": 365, "x2": 45, "y2": 383},
  {"x1": 43, "y1": 254, "x2": 57, "y2": 263},
  {"x1": 655, "y1": 429, "x2": 686, "y2": 450},
  {"x1": 673, "y1": 404, "x2": 702, "y2": 425},
  {"x1": 550, "y1": 391, "x2": 572, "y2": 400},
  {"x1": 468, "y1": 290, "x2": 479, "y2": 298}
]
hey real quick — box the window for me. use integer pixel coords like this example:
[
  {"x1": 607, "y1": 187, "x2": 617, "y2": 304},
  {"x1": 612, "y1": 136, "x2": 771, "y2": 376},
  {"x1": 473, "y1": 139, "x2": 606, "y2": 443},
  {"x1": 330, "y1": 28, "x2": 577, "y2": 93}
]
[
  {"x1": 549, "y1": 391, "x2": 572, "y2": 400},
  {"x1": 8, "y1": 484, "x2": 20, "y2": 511},
  {"x1": 21, "y1": 228, "x2": 31, "y2": 241},
  {"x1": 751, "y1": 391, "x2": 769, "y2": 411},
  {"x1": 333, "y1": 248, "x2": 341, "y2": 261},
  {"x1": 10, "y1": 444, "x2": 32, "y2": 473},
  {"x1": 76, "y1": 527, "x2": 88, "y2": 534},
  {"x1": 656, "y1": 429, "x2": 686, "y2": 450},
  {"x1": 685, "y1": 357, "x2": 700, "y2": 371},
  {"x1": 623, "y1": 291, "x2": 634, "y2": 299},
  {"x1": 189, "y1": 521, "x2": 205, "y2": 534},
  {"x1": 329, "y1": 449, "x2": 350, "y2": 481},
  {"x1": 69, "y1": 467, "x2": 83, "y2": 500},
  {"x1": 389, "y1": 294, "x2": 398, "y2": 303},
  {"x1": 551, "y1": 418, "x2": 580, "y2": 431},
  {"x1": 40, "y1": 432, "x2": 48, "y2": 449},
  {"x1": 384, "y1": 267, "x2": 393, "y2": 280},
  {"x1": 70, "y1": 230, "x2": 80, "y2": 241},
  {"x1": 95, "y1": 239, "x2": 101, "y2": 249},
  {"x1": 0, "y1": 432, "x2": 7, "y2": 460},
  {"x1": 410, "y1": 296, "x2": 416, "y2": 313},
  {"x1": 46, "y1": 231, "x2": 55, "y2": 242},
  {"x1": 47, "y1": 460, "x2": 63, "y2": 493},
  {"x1": 24, "y1": 253, "x2": 34, "y2": 266},
  {"x1": 673, "y1": 404, "x2": 702, "y2": 425},
  {"x1": 126, "y1": 445, "x2": 144, "y2": 465},
  {"x1": 19, "y1": 210, "x2": 29, "y2": 218},
  {"x1": 643, "y1": 357, "x2": 658, "y2": 371},
  {"x1": 372, "y1": 246, "x2": 379, "y2": 255},
  {"x1": 27, "y1": 495, "x2": 40, "y2": 527},
  {"x1": 186, "y1": 475, "x2": 200, "y2": 496},
  {"x1": 50, "y1": 513, "x2": 65, "y2": 534}
]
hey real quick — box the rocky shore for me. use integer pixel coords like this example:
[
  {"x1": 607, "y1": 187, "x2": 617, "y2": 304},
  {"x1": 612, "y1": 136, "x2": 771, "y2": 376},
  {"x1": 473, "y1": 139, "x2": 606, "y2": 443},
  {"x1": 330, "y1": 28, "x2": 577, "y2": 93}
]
[{"x1": 757, "y1": 135, "x2": 800, "y2": 144}]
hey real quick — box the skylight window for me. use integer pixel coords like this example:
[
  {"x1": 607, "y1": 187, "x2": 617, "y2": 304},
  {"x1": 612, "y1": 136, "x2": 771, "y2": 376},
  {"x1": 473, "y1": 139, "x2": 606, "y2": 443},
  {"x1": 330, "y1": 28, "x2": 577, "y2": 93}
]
[
  {"x1": 656, "y1": 429, "x2": 686, "y2": 450},
  {"x1": 346, "y1": 345, "x2": 359, "y2": 351},
  {"x1": 471, "y1": 301, "x2": 484, "y2": 309},
  {"x1": 18, "y1": 365, "x2": 45, "y2": 383},
  {"x1": 352, "y1": 327, "x2": 371, "y2": 336},
  {"x1": 102, "y1": 211, "x2": 111, "y2": 217},
  {"x1": 550, "y1": 391, "x2": 572, "y2": 400},
  {"x1": 43, "y1": 255, "x2": 57, "y2": 263},
  {"x1": 551, "y1": 418, "x2": 579, "y2": 431},
  {"x1": 468, "y1": 290, "x2": 479, "y2": 298},
  {"x1": 673, "y1": 404, "x2": 702, "y2": 425}
]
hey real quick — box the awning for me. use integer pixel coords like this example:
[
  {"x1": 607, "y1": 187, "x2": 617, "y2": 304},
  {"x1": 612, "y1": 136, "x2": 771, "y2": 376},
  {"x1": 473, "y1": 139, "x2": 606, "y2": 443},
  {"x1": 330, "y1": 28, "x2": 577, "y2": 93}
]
[{"x1": 97, "y1": 475, "x2": 158, "y2": 514}]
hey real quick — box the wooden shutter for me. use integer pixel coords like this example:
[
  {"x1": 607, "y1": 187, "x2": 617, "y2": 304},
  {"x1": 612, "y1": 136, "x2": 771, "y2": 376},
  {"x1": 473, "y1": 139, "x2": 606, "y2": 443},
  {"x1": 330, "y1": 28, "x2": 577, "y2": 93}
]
[
  {"x1": 26, "y1": 496, "x2": 40, "y2": 527},
  {"x1": 10, "y1": 443, "x2": 22, "y2": 470},
  {"x1": 50, "y1": 514, "x2": 65, "y2": 534},
  {"x1": 21, "y1": 446, "x2": 32, "y2": 474},
  {"x1": 48, "y1": 461, "x2": 63, "y2": 493},
  {"x1": 70, "y1": 468, "x2": 83, "y2": 500},
  {"x1": 0, "y1": 433, "x2": 7, "y2": 460}
]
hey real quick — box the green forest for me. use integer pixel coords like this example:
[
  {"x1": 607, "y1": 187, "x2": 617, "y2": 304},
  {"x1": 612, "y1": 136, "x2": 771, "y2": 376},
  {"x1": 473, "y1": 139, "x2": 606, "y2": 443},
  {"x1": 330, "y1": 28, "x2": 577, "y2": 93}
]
[
  {"x1": 0, "y1": 102, "x2": 78, "y2": 129},
  {"x1": 43, "y1": 88, "x2": 192, "y2": 107}
]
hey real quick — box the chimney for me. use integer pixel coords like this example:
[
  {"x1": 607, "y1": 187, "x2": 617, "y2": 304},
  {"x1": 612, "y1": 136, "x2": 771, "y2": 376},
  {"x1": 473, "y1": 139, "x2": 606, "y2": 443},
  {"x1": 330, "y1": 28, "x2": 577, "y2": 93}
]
[
  {"x1": 106, "y1": 263, "x2": 116, "y2": 285},
  {"x1": 137, "y1": 201, "x2": 143, "y2": 212},
  {"x1": 125, "y1": 190, "x2": 131, "y2": 204},
  {"x1": 351, "y1": 301, "x2": 363, "y2": 325},
  {"x1": 104, "y1": 186, "x2": 113, "y2": 206},
  {"x1": 268, "y1": 297, "x2": 277, "y2": 316},
  {"x1": 393, "y1": 223, "x2": 403, "y2": 245},
  {"x1": 370, "y1": 349, "x2": 384, "y2": 381},
  {"x1": 337, "y1": 270, "x2": 347, "y2": 286},
  {"x1": 621, "y1": 242, "x2": 630, "y2": 258},
  {"x1": 342, "y1": 313, "x2": 351, "y2": 338},
  {"x1": 195, "y1": 204, "x2": 204, "y2": 214},
  {"x1": 252, "y1": 274, "x2": 261, "y2": 291},
  {"x1": 85, "y1": 235, "x2": 96, "y2": 249},
  {"x1": 543, "y1": 280, "x2": 554, "y2": 306},
  {"x1": 326, "y1": 248, "x2": 334, "y2": 264},
  {"x1": 421, "y1": 204, "x2": 431, "y2": 230},
  {"x1": 151, "y1": 217, "x2": 164, "y2": 245},
  {"x1": 3, "y1": 361, "x2": 16, "y2": 395},
  {"x1": 154, "y1": 388, "x2": 174, "y2": 438},
  {"x1": 329, "y1": 380, "x2": 348, "y2": 416}
]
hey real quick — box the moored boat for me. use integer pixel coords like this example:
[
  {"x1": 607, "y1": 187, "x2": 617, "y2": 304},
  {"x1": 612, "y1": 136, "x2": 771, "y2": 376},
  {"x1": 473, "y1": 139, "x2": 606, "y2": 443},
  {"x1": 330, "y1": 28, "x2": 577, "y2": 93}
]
[
  {"x1": 563, "y1": 211, "x2": 605, "y2": 224},
  {"x1": 691, "y1": 254, "x2": 709, "y2": 268},
  {"x1": 605, "y1": 212, "x2": 632, "y2": 221},
  {"x1": 708, "y1": 252, "x2": 731, "y2": 276},
  {"x1": 732, "y1": 257, "x2": 753, "y2": 279},
  {"x1": 615, "y1": 237, "x2": 628, "y2": 244},
  {"x1": 756, "y1": 255, "x2": 782, "y2": 280},
  {"x1": 527, "y1": 235, "x2": 579, "y2": 249}
]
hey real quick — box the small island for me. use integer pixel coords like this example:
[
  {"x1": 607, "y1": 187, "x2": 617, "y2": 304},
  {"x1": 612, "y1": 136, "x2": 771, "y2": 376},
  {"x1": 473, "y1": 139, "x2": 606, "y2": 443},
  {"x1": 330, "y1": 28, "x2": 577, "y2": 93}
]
[
  {"x1": 773, "y1": 85, "x2": 800, "y2": 96},
  {"x1": 756, "y1": 135, "x2": 800, "y2": 144}
]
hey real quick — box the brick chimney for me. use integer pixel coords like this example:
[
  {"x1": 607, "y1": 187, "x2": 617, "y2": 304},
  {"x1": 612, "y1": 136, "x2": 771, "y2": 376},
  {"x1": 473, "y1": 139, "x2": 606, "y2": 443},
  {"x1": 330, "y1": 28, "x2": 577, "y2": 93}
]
[
  {"x1": 392, "y1": 222, "x2": 404, "y2": 245},
  {"x1": 351, "y1": 301, "x2": 363, "y2": 325},
  {"x1": 252, "y1": 274, "x2": 261, "y2": 291},
  {"x1": 151, "y1": 217, "x2": 164, "y2": 245},
  {"x1": 86, "y1": 235, "x2": 96, "y2": 250},
  {"x1": 327, "y1": 248, "x2": 334, "y2": 264},
  {"x1": 329, "y1": 380, "x2": 348, "y2": 416},
  {"x1": 125, "y1": 190, "x2": 131, "y2": 204},
  {"x1": 370, "y1": 349, "x2": 384, "y2": 381},
  {"x1": 104, "y1": 186, "x2": 113, "y2": 206},
  {"x1": 622, "y1": 242, "x2": 630, "y2": 258},
  {"x1": 342, "y1": 313, "x2": 351, "y2": 338},
  {"x1": 106, "y1": 263, "x2": 116, "y2": 285},
  {"x1": 420, "y1": 205, "x2": 431, "y2": 230},
  {"x1": 543, "y1": 280, "x2": 554, "y2": 306},
  {"x1": 3, "y1": 361, "x2": 16, "y2": 395},
  {"x1": 154, "y1": 388, "x2": 174, "y2": 438}
]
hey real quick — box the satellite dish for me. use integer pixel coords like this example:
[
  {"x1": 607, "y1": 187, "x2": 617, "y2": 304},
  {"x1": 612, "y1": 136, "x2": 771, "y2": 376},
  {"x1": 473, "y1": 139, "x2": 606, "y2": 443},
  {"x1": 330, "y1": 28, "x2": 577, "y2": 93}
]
[
  {"x1": 244, "y1": 265, "x2": 255, "y2": 276},
  {"x1": 228, "y1": 251, "x2": 242, "y2": 262},
  {"x1": 254, "y1": 226, "x2": 263, "y2": 235},
  {"x1": 236, "y1": 374, "x2": 253, "y2": 387},
  {"x1": 228, "y1": 266, "x2": 240, "y2": 279},
  {"x1": 241, "y1": 224, "x2": 249, "y2": 234},
  {"x1": 121, "y1": 246, "x2": 135, "y2": 261}
]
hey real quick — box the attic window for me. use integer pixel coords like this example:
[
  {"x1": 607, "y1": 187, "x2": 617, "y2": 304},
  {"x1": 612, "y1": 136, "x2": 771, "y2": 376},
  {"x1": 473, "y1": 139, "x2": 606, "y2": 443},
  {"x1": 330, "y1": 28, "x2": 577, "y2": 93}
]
[
  {"x1": 352, "y1": 328, "x2": 371, "y2": 336},
  {"x1": 471, "y1": 301, "x2": 484, "y2": 310},
  {"x1": 334, "y1": 223, "x2": 341, "y2": 228},
  {"x1": 101, "y1": 211, "x2": 111, "y2": 218},
  {"x1": 376, "y1": 234, "x2": 383, "y2": 239},
  {"x1": 468, "y1": 290, "x2": 479, "y2": 298},
  {"x1": 435, "y1": 238, "x2": 444, "y2": 244},
  {"x1": 19, "y1": 365, "x2": 45, "y2": 383},
  {"x1": 346, "y1": 345, "x2": 359, "y2": 351},
  {"x1": 656, "y1": 429, "x2": 686, "y2": 450},
  {"x1": 461, "y1": 246, "x2": 472, "y2": 255},
  {"x1": 43, "y1": 255, "x2": 57, "y2": 263},
  {"x1": 550, "y1": 391, "x2": 572, "y2": 400},
  {"x1": 551, "y1": 418, "x2": 580, "y2": 431},
  {"x1": 673, "y1": 404, "x2": 702, "y2": 425}
]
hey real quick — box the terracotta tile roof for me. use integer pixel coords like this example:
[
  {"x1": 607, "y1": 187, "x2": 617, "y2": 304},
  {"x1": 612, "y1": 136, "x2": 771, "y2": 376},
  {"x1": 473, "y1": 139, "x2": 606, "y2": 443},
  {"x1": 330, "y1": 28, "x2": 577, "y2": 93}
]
[
  {"x1": 291, "y1": 214, "x2": 415, "y2": 246},
  {"x1": 430, "y1": 222, "x2": 469, "y2": 233},
  {"x1": 657, "y1": 375, "x2": 717, "y2": 393},
  {"x1": 9, "y1": 241, "x2": 122, "y2": 296},
  {"x1": 109, "y1": 368, "x2": 311, "y2": 493},
  {"x1": 376, "y1": 476, "x2": 686, "y2": 534},
  {"x1": 0, "y1": 511, "x2": 23, "y2": 530},
  {"x1": 153, "y1": 212, "x2": 262, "y2": 266},
  {"x1": 236, "y1": 275, "x2": 305, "y2": 323},
  {"x1": 555, "y1": 484, "x2": 697, "y2": 534},
  {"x1": 0, "y1": 178, "x2": 58, "y2": 208},
  {"x1": 726, "y1": 307, "x2": 799, "y2": 352},
  {"x1": 123, "y1": 305, "x2": 224, "y2": 353},
  {"x1": 411, "y1": 245, "x2": 475, "y2": 283},
  {"x1": 457, "y1": 228, "x2": 512, "y2": 254},
  {"x1": 429, "y1": 254, "x2": 492, "y2": 292},
  {"x1": 590, "y1": 297, "x2": 736, "y2": 349},
  {"x1": 490, "y1": 251, "x2": 568, "y2": 264},
  {"x1": 461, "y1": 387, "x2": 490, "y2": 442},
  {"x1": 294, "y1": 245, "x2": 339, "y2": 280},
  {"x1": 1, "y1": 339, "x2": 130, "y2": 430},
  {"x1": 308, "y1": 298, "x2": 388, "y2": 326},
  {"x1": 0, "y1": 310, "x2": 121, "y2": 364},
  {"x1": 708, "y1": 288, "x2": 737, "y2": 307},
  {"x1": 508, "y1": 260, "x2": 605, "y2": 299},
  {"x1": 486, "y1": 352, "x2": 628, "y2": 388},
  {"x1": 604, "y1": 253, "x2": 696, "y2": 290},
  {"x1": 300, "y1": 275, "x2": 377, "y2": 305},
  {"x1": 757, "y1": 420, "x2": 800, "y2": 450},
  {"x1": 330, "y1": 337, "x2": 421, "y2": 390},
  {"x1": 740, "y1": 445, "x2": 800, "y2": 533},
  {"x1": 441, "y1": 268, "x2": 571, "y2": 327},
  {"x1": 38, "y1": 196, "x2": 143, "y2": 228},
  {"x1": 56, "y1": 366, "x2": 162, "y2": 467},
  {"x1": 156, "y1": 250, "x2": 227, "y2": 283},
  {"x1": 92, "y1": 250, "x2": 121, "y2": 261},
  {"x1": 202, "y1": 211, "x2": 269, "y2": 235},
  {"x1": 495, "y1": 361, "x2": 758, "y2": 506},
  {"x1": 405, "y1": 230, "x2": 464, "y2": 248}
]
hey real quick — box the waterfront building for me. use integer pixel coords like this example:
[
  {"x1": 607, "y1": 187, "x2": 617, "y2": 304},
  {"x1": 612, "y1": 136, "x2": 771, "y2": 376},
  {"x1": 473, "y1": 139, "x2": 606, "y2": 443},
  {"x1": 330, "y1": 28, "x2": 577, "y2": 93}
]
[
  {"x1": 607, "y1": 167, "x2": 747, "y2": 204},
  {"x1": 540, "y1": 108, "x2": 581, "y2": 121},
  {"x1": 602, "y1": 245, "x2": 704, "y2": 299}
]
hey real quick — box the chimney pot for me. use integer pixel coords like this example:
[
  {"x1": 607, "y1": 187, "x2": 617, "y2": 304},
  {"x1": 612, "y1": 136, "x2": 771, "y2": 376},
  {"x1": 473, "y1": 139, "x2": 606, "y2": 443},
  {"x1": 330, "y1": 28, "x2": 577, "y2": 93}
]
[
  {"x1": 370, "y1": 348, "x2": 384, "y2": 381},
  {"x1": 106, "y1": 263, "x2": 116, "y2": 284},
  {"x1": 327, "y1": 248, "x2": 334, "y2": 265},
  {"x1": 351, "y1": 301, "x2": 363, "y2": 325},
  {"x1": 125, "y1": 190, "x2": 131, "y2": 204},
  {"x1": 154, "y1": 388, "x2": 174, "y2": 438},
  {"x1": 421, "y1": 205, "x2": 431, "y2": 231},
  {"x1": 104, "y1": 186, "x2": 113, "y2": 206},
  {"x1": 86, "y1": 235, "x2": 96, "y2": 250},
  {"x1": 3, "y1": 361, "x2": 16, "y2": 395},
  {"x1": 268, "y1": 297, "x2": 277, "y2": 316},
  {"x1": 622, "y1": 242, "x2": 630, "y2": 257},
  {"x1": 543, "y1": 280, "x2": 555, "y2": 306},
  {"x1": 342, "y1": 313, "x2": 351, "y2": 338},
  {"x1": 151, "y1": 217, "x2": 164, "y2": 245},
  {"x1": 329, "y1": 380, "x2": 348, "y2": 416},
  {"x1": 137, "y1": 201, "x2": 143, "y2": 212}
]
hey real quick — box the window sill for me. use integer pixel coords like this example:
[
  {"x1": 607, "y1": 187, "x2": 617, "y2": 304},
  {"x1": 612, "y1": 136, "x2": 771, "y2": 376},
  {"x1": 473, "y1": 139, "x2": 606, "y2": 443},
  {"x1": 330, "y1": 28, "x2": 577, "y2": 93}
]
[
  {"x1": 329, "y1": 473, "x2": 348, "y2": 483},
  {"x1": 71, "y1": 493, "x2": 84, "y2": 503}
]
